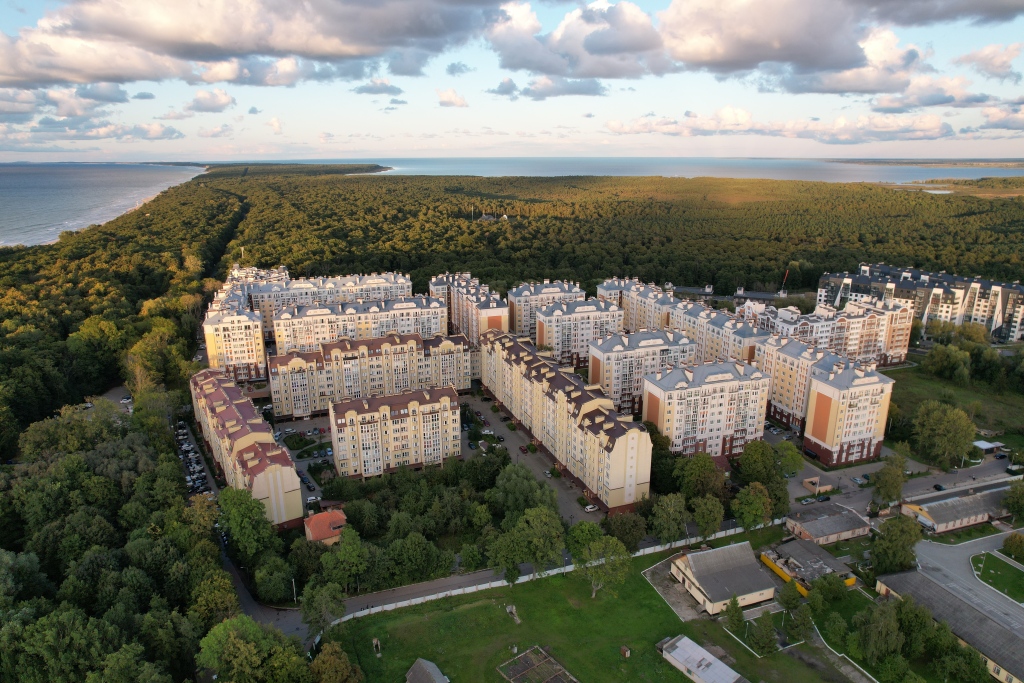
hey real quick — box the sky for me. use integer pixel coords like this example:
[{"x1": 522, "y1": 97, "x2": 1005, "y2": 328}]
[{"x1": 1, "y1": 0, "x2": 1023, "y2": 160}]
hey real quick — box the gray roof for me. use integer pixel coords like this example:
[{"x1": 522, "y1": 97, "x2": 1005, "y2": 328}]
[
  {"x1": 684, "y1": 541, "x2": 776, "y2": 603},
  {"x1": 590, "y1": 329, "x2": 693, "y2": 353},
  {"x1": 537, "y1": 298, "x2": 620, "y2": 317},
  {"x1": 406, "y1": 658, "x2": 448, "y2": 683},
  {"x1": 878, "y1": 571, "x2": 1024, "y2": 680},
  {"x1": 644, "y1": 361, "x2": 767, "y2": 391},
  {"x1": 661, "y1": 635, "x2": 748, "y2": 683},
  {"x1": 508, "y1": 281, "x2": 583, "y2": 297},
  {"x1": 811, "y1": 359, "x2": 895, "y2": 391},
  {"x1": 776, "y1": 539, "x2": 853, "y2": 581},
  {"x1": 918, "y1": 488, "x2": 1007, "y2": 526},
  {"x1": 788, "y1": 502, "x2": 869, "y2": 539}
]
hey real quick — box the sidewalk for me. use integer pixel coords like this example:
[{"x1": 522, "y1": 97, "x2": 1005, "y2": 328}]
[{"x1": 342, "y1": 568, "x2": 506, "y2": 615}]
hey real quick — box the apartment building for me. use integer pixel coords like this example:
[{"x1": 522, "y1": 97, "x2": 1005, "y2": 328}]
[
  {"x1": 268, "y1": 333, "x2": 474, "y2": 418},
  {"x1": 428, "y1": 273, "x2": 509, "y2": 344},
  {"x1": 190, "y1": 369, "x2": 303, "y2": 527},
  {"x1": 272, "y1": 297, "x2": 447, "y2": 353},
  {"x1": 589, "y1": 329, "x2": 697, "y2": 413},
  {"x1": 754, "y1": 335, "x2": 846, "y2": 431},
  {"x1": 803, "y1": 360, "x2": 893, "y2": 467},
  {"x1": 818, "y1": 263, "x2": 1024, "y2": 342},
  {"x1": 508, "y1": 280, "x2": 585, "y2": 340},
  {"x1": 642, "y1": 362, "x2": 771, "y2": 463},
  {"x1": 740, "y1": 298, "x2": 912, "y2": 366},
  {"x1": 329, "y1": 388, "x2": 461, "y2": 479},
  {"x1": 536, "y1": 298, "x2": 624, "y2": 365},
  {"x1": 670, "y1": 302, "x2": 767, "y2": 363},
  {"x1": 202, "y1": 307, "x2": 268, "y2": 382},
  {"x1": 429, "y1": 272, "x2": 477, "y2": 333},
  {"x1": 479, "y1": 331, "x2": 653, "y2": 512},
  {"x1": 598, "y1": 278, "x2": 677, "y2": 332},
  {"x1": 242, "y1": 268, "x2": 413, "y2": 322}
]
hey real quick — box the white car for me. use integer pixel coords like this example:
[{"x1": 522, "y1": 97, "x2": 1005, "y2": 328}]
[
  {"x1": 306, "y1": 496, "x2": 321, "y2": 504},
  {"x1": 584, "y1": 504, "x2": 599, "y2": 513},
  {"x1": 120, "y1": 396, "x2": 132, "y2": 404}
]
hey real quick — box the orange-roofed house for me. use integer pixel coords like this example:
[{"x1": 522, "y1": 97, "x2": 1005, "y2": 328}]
[{"x1": 304, "y1": 510, "x2": 348, "y2": 545}]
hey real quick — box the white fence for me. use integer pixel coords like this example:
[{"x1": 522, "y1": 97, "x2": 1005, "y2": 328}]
[{"x1": 331, "y1": 517, "x2": 785, "y2": 627}]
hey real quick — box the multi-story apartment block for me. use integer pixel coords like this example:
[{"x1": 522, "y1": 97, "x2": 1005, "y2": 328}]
[
  {"x1": 818, "y1": 263, "x2": 1024, "y2": 342},
  {"x1": 508, "y1": 280, "x2": 585, "y2": 340},
  {"x1": 329, "y1": 388, "x2": 461, "y2": 479},
  {"x1": 597, "y1": 278, "x2": 677, "y2": 332},
  {"x1": 803, "y1": 361, "x2": 894, "y2": 467},
  {"x1": 430, "y1": 273, "x2": 510, "y2": 344},
  {"x1": 190, "y1": 369, "x2": 303, "y2": 527},
  {"x1": 479, "y1": 331, "x2": 653, "y2": 512},
  {"x1": 272, "y1": 297, "x2": 446, "y2": 353},
  {"x1": 740, "y1": 298, "x2": 912, "y2": 366},
  {"x1": 536, "y1": 299, "x2": 624, "y2": 365},
  {"x1": 670, "y1": 302, "x2": 767, "y2": 363},
  {"x1": 589, "y1": 330, "x2": 697, "y2": 413},
  {"x1": 429, "y1": 272, "x2": 478, "y2": 333},
  {"x1": 202, "y1": 307, "x2": 268, "y2": 382},
  {"x1": 242, "y1": 269, "x2": 413, "y2": 323},
  {"x1": 754, "y1": 336, "x2": 846, "y2": 431},
  {"x1": 642, "y1": 362, "x2": 771, "y2": 464},
  {"x1": 268, "y1": 333, "x2": 474, "y2": 418}
]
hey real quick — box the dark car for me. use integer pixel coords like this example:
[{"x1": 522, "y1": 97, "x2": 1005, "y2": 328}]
[
  {"x1": 934, "y1": 484, "x2": 946, "y2": 491},
  {"x1": 468, "y1": 442, "x2": 477, "y2": 450},
  {"x1": 482, "y1": 397, "x2": 492, "y2": 402},
  {"x1": 995, "y1": 452, "x2": 1008, "y2": 459},
  {"x1": 519, "y1": 446, "x2": 528, "y2": 453},
  {"x1": 475, "y1": 410, "x2": 482, "y2": 416},
  {"x1": 497, "y1": 436, "x2": 505, "y2": 442},
  {"x1": 817, "y1": 495, "x2": 831, "y2": 502},
  {"x1": 500, "y1": 416, "x2": 511, "y2": 422},
  {"x1": 483, "y1": 420, "x2": 490, "y2": 426},
  {"x1": 306, "y1": 484, "x2": 315, "y2": 491}
]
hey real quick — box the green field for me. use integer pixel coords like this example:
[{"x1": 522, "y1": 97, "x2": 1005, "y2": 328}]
[
  {"x1": 882, "y1": 365, "x2": 1024, "y2": 451},
  {"x1": 930, "y1": 523, "x2": 1001, "y2": 545},
  {"x1": 972, "y1": 552, "x2": 1024, "y2": 602},
  {"x1": 822, "y1": 536, "x2": 873, "y2": 560},
  {"x1": 327, "y1": 551, "x2": 844, "y2": 683}
]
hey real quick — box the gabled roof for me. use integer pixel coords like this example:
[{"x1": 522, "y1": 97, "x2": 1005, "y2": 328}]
[
  {"x1": 406, "y1": 658, "x2": 447, "y2": 683},
  {"x1": 682, "y1": 541, "x2": 776, "y2": 603},
  {"x1": 788, "y1": 502, "x2": 869, "y2": 539},
  {"x1": 916, "y1": 488, "x2": 1007, "y2": 525},
  {"x1": 304, "y1": 510, "x2": 348, "y2": 542}
]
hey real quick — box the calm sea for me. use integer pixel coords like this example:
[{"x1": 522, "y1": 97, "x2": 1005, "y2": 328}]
[
  {"x1": 3, "y1": 158, "x2": 1024, "y2": 247},
  {"x1": 0, "y1": 163, "x2": 203, "y2": 247}
]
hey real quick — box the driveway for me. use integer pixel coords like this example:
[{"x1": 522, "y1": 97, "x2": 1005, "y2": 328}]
[
  {"x1": 223, "y1": 549, "x2": 308, "y2": 642},
  {"x1": 915, "y1": 533, "x2": 1024, "y2": 632},
  {"x1": 179, "y1": 423, "x2": 220, "y2": 496},
  {"x1": 462, "y1": 393, "x2": 602, "y2": 524},
  {"x1": 275, "y1": 414, "x2": 333, "y2": 505}
]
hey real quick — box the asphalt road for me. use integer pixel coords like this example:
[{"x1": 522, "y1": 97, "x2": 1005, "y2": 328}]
[{"x1": 916, "y1": 533, "x2": 1024, "y2": 632}]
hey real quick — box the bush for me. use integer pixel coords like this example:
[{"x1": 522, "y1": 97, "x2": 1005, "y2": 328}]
[
  {"x1": 526, "y1": 443, "x2": 536, "y2": 453},
  {"x1": 823, "y1": 611, "x2": 848, "y2": 645},
  {"x1": 490, "y1": 404, "x2": 500, "y2": 413},
  {"x1": 577, "y1": 496, "x2": 588, "y2": 507},
  {"x1": 549, "y1": 468, "x2": 561, "y2": 479},
  {"x1": 507, "y1": 422, "x2": 517, "y2": 431},
  {"x1": 459, "y1": 543, "x2": 483, "y2": 571},
  {"x1": 283, "y1": 434, "x2": 314, "y2": 450}
]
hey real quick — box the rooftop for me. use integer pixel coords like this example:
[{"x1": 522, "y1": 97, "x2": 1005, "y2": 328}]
[
  {"x1": 508, "y1": 280, "x2": 584, "y2": 297},
  {"x1": 644, "y1": 361, "x2": 767, "y2": 391},
  {"x1": 660, "y1": 635, "x2": 747, "y2": 683},
  {"x1": 681, "y1": 541, "x2": 776, "y2": 603},
  {"x1": 774, "y1": 538, "x2": 853, "y2": 581},
  {"x1": 537, "y1": 298, "x2": 622, "y2": 317},
  {"x1": 915, "y1": 488, "x2": 1007, "y2": 526},
  {"x1": 590, "y1": 328, "x2": 694, "y2": 353},
  {"x1": 787, "y1": 502, "x2": 869, "y2": 539},
  {"x1": 304, "y1": 509, "x2": 347, "y2": 542}
]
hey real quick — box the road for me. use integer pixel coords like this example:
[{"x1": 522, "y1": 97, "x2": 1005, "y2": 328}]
[
  {"x1": 223, "y1": 549, "x2": 308, "y2": 641},
  {"x1": 915, "y1": 533, "x2": 1024, "y2": 632}
]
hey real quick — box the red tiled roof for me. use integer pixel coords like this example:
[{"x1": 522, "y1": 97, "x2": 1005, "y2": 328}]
[{"x1": 304, "y1": 509, "x2": 347, "y2": 542}]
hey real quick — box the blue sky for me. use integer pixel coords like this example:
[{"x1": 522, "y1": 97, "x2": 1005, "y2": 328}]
[{"x1": 1, "y1": 0, "x2": 1023, "y2": 160}]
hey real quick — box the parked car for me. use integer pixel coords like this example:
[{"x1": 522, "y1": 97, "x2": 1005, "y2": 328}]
[
  {"x1": 862, "y1": 474, "x2": 871, "y2": 481},
  {"x1": 497, "y1": 436, "x2": 505, "y2": 442},
  {"x1": 482, "y1": 429, "x2": 494, "y2": 435},
  {"x1": 801, "y1": 498, "x2": 815, "y2": 505},
  {"x1": 468, "y1": 442, "x2": 477, "y2": 450},
  {"x1": 500, "y1": 416, "x2": 511, "y2": 422},
  {"x1": 583, "y1": 504, "x2": 599, "y2": 513},
  {"x1": 817, "y1": 495, "x2": 831, "y2": 502},
  {"x1": 306, "y1": 484, "x2": 315, "y2": 491},
  {"x1": 852, "y1": 477, "x2": 864, "y2": 484},
  {"x1": 995, "y1": 452, "x2": 1008, "y2": 459},
  {"x1": 483, "y1": 420, "x2": 490, "y2": 426},
  {"x1": 274, "y1": 431, "x2": 282, "y2": 439},
  {"x1": 519, "y1": 446, "x2": 528, "y2": 453},
  {"x1": 475, "y1": 411, "x2": 482, "y2": 416},
  {"x1": 934, "y1": 484, "x2": 946, "y2": 491},
  {"x1": 326, "y1": 448, "x2": 333, "y2": 456},
  {"x1": 306, "y1": 496, "x2": 319, "y2": 504},
  {"x1": 544, "y1": 471, "x2": 552, "y2": 478},
  {"x1": 482, "y1": 397, "x2": 492, "y2": 402},
  {"x1": 284, "y1": 428, "x2": 296, "y2": 434}
]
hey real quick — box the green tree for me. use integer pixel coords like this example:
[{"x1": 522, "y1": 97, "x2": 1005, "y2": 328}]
[
  {"x1": 310, "y1": 642, "x2": 363, "y2": 683},
  {"x1": 566, "y1": 521, "x2": 604, "y2": 564},
  {"x1": 674, "y1": 452, "x2": 726, "y2": 502},
  {"x1": 219, "y1": 488, "x2": 282, "y2": 566},
  {"x1": 731, "y1": 482, "x2": 772, "y2": 530},
  {"x1": 484, "y1": 464, "x2": 557, "y2": 529},
  {"x1": 736, "y1": 440, "x2": 789, "y2": 516},
  {"x1": 895, "y1": 596, "x2": 933, "y2": 660},
  {"x1": 576, "y1": 536, "x2": 631, "y2": 598},
  {"x1": 811, "y1": 573, "x2": 847, "y2": 604},
  {"x1": 723, "y1": 594, "x2": 744, "y2": 633},
  {"x1": 459, "y1": 543, "x2": 483, "y2": 571},
  {"x1": 775, "y1": 441, "x2": 805, "y2": 475},
  {"x1": 787, "y1": 603, "x2": 813, "y2": 642},
  {"x1": 255, "y1": 555, "x2": 294, "y2": 604},
  {"x1": 778, "y1": 578, "x2": 801, "y2": 611},
  {"x1": 300, "y1": 583, "x2": 347, "y2": 637},
  {"x1": 650, "y1": 492, "x2": 691, "y2": 543},
  {"x1": 806, "y1": 589, "x2": 825, "y2": 614},
  {"x1": 1004, "y1": 482, "x2": 1024, "y2": 521},
  {"x1": 877, "y1": 654, "x2": 910, "y2": 683},
  {"x1": 823, "y1": 611, "x2": 848, "y2": 644},
  {"x1": 1002, "y1": 531, "x2": 1024, "y2": 560},
  {"x1": 196, "y1": 614, "x2": 312, "y2": 683},
  {"x1": 749, "y1": 613, "x2": 778, "y2": 656},
  {"x1": 83, "y1": 643, "x2": 173, "y2": 683},
  {"x1": 17, "y1": 606, "x2": 123, "y2": 683},
  {"x1": 319, "y1": 528, "x2": 369, "y2": 594},
  {"x1": 289, "y1": 537, "x2": 329, "y2": 589},
  {"x1": 516, "y1": 506, "x2": 564, "y2": 576},
  {"x1": 188, "y1": 570, "x2": 241, "y2": 633},
  {"x1": 488, "y1": 528, "x2": 527, "y2": 583},
  {"x1": 874, "y1": 454, "x2": 908, "y2": 505},
  {"x1": 872, "y1": 514, "x2": 922, "y2": 575},
  {"x1": 913, "y1": 401, "x2": 975, "y2": 470},
  {"x1": 605, "y1": 512, "x2": 647, "y2": 552},
  {"x1": 853, "y1": 602, "x2": 904, "y2": 666},
  {"x1": 691, "y1": 494, "x2": 725, "y2": 540}
]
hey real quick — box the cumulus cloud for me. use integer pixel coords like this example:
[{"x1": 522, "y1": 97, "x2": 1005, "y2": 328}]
[
  {"x1": 446, "y1": 62, "x2": 473, "y2": 76},
  {"x1": 353, "y1": 79, "x2": 403, "y2": 95},
  {"x1": 198, "y1": 123, "x2": 233, "y2": 137},
  {"x1": 778, "y1": 29, "x2": 925, "y2": 94},
  {"x1": 248, "y1": 106, "x2": 261, "y2": 114},
  {"x1": 28, "y1": 116, "x2": 184, "y2": 141},
  {"x1": 267, "y1": 116, "x2": 283, "y2": 134},
  {"x1": 520, "y1": 76, "x2": 606, "y2": 100},
  {"x1": 871, "y1": 76, "x2": 992, "y2": 113},
  {"x1": 606, "y1": 105, "x2": 955, "y2": 144},
  {"x1": 389, "y1": 98, "x2": 407, "y2": 105},
  {"x1": 0, "y1": 88, "x2": 40, "y2": 123},
  {"x1": 186, "y1": 88, "x2": 236, "y2": 112},
  {"x1": 75, "y1": 83, "x2": 130, "y2": 103},
  {"x1": 487, "y1": 77, "x2": 520, "y2": 99},
  {"x1": 848, "y1": 0, "x2": 1024, "y2": 26},
  {"x1": 132, "y1": 91, "x2": 155, "y2": 100},
  {"x1": 437, "y1": 88, "x2": 468, "y2": 107},
  {"x1": 980, "y1": 105, "x2": 1024, "y2": 130},
  {"x1": 955, "y1": 43, "x2": 1022, "y2": 84}
]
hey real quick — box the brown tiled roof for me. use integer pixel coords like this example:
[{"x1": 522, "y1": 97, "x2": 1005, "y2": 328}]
[
  {"x1": 331, "y1": 387, "x2": 459, "y2": 416},
  {"x1": 304, "y1": 509, "x2": 348, "y2": 542}
]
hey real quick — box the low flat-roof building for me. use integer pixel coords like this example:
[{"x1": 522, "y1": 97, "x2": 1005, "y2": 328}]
[
  {"x1": 877, "y1": 570, "x2": 1024, "y2": 683},
  {"x1": 901, "y1": 488, "x2": 1008, "y2": 534},
  {"x1": 303, "y1": 509, "x2": 347, "y2": 546},
  {"x1": 761, "y1": 539, "x2": 855, "y2": 594},
  {"x1": 785, "y1": 502, "x2": 870, "y2": 545},
  {"x1": 658, "y1": 635, "x2": 748, "y2": 683},
  {"x1": 670, "y1": 541, "x2": 776, "y2": 614}
]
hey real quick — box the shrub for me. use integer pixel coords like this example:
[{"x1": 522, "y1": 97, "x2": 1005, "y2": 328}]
[
  {"x1": 526, "y1": 443, "x2": 537, "y2": 453},
  {"x1": 507, "y1": 422, "x2": 517, "y2": 431},
  {"x1": 577, "y1": 496, "x2": 588, "y2": 507}
]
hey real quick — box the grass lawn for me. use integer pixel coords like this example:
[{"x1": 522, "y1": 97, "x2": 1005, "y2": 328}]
[
  {"x1": 327, "y1": 551, "x2": 842, "y2": 683},
  {"x1": 929, "y1": 523, "x2": 1000, "y2": 545},
  {"x1": 821, "y1": 536, "x2": 873, "y2": 560},
  {"x1": 284, "y1": 433, "x2": 314, "y2": 450},
  {"x1": 972, "y1": 552, "x2": 1024, "y2": 602},
  {"x1": 703, "y1": 525, "x2": 785, "y2": 551},
  {"x1": 882, "y1": 365, "x2": 1024, "y2": 452}
]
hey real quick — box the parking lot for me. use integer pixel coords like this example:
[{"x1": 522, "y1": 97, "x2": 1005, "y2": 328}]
[
  {"x1": 460, "y1": 393, "x2": 604, "y2": 523},
  {"x1": 272, "y1": 413, "x2": 334, "y2": 508},
  {"x1": 176, "y1": 420, "x2": 218, "y2": 497}
]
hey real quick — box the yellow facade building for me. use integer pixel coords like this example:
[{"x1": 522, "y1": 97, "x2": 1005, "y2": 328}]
[
  {"x1": 508, "y1": 280, "x2": 585, "y2": 340},
  {"x1": 803, "y1": 361, "x2": 893, "y2": 467}
]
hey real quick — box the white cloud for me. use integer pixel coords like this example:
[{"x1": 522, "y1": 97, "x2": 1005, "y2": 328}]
[
  {"x1": 606, "y1": 106, "x2": 955, "y2": 144},
  {"x1": 437, "y1": 88, "x2": 468, "y2": 107},
  {"x1": 980, "y1": 106, "x2": 1024, "y2": 131},
  {"x1": 0, "y1": 88, "x2": 40, "y2": 122},
  {"x1": 955, "y1": 43, "x2": 1022, "y2": 84},
  {"x1": 487, "y1": 77, "x2": 520, "y2": 99},
  {"x1": 352, "y1": 79, "x2": 403, "y2": 95},
  {"x1": 198, "y1": 123, "x2": 234, "y2": 137},
  {"x1": 520, "y1": 76, "x2": 606, "y2": 100},
  {"x1": 186, "y1": 89, "x2": 236, "y2": 113},
  {"x1": 267, "y1": 116, "x2": 283, "y2": 134},
  {"x1": 871, "y1": 76, "x2": 992, "y2": 113},
  {"x1": 75, "y1": 83, "x2": 130, "y2": 103}
]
